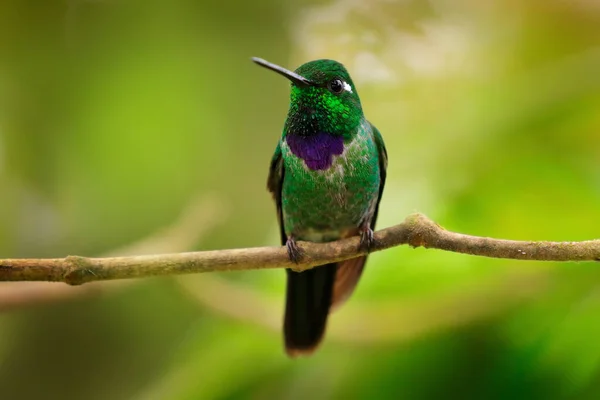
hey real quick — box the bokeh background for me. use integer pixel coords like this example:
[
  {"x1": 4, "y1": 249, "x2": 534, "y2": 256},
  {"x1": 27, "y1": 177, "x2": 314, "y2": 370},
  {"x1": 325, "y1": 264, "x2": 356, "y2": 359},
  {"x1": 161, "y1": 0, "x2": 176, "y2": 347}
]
[{"x1": 1, "y1": 0, "x2": 600, "y2": 399}]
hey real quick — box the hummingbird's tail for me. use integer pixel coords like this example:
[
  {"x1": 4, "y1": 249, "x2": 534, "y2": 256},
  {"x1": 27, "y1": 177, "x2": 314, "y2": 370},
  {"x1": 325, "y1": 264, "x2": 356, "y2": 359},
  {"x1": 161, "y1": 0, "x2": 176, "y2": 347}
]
[{"x1": 284, "y1": 263, "x2": 337, "y2": 357}]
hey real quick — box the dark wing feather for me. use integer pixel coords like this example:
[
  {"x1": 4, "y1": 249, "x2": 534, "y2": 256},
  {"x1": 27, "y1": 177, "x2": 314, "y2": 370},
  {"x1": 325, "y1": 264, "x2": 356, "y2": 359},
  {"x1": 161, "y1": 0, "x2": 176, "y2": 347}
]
[
  {"x1": 331, "y1": 122, "x2": 388, "y2": 309},
  {"x1": 267, "y1": 141, "x2": 286, "y2": 246},
  {"x1": 370, "y1": 122, "x2": 388, "y2": 230}
]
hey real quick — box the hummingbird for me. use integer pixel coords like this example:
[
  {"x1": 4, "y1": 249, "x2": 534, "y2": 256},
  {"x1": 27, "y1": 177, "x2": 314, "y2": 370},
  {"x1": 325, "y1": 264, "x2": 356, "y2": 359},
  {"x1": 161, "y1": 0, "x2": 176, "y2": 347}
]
[{"x1": 253, "y1": 57, "x2": 387, "y2": 356}]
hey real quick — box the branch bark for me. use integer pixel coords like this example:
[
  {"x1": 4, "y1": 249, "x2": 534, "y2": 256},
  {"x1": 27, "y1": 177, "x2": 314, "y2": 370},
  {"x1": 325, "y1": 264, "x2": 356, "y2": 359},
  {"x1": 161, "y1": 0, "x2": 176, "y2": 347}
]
[{"x1": 1, "y1": 213, "x2": 599, "y2": 285}]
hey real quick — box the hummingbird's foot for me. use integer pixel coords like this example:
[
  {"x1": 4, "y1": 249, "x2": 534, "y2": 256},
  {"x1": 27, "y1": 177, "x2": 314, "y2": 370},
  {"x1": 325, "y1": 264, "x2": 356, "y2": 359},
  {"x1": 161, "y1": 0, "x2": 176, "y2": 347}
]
[
  {"x1": 359, "y1": 226, "x2": 375, "y2": 252},
  {"x1": 286, "y1": 236, "x2": 302, "y2": 263}
]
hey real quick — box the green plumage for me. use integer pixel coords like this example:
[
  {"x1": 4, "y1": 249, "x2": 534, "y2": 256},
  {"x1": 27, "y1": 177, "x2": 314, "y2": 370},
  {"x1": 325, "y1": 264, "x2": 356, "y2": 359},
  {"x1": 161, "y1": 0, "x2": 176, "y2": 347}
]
[
  {"x1": 279, "y1": 119, "x2": 382, "y2": 242},
  {"x1": 254, "y1": 56, "x2": 387, "y2": 356}
]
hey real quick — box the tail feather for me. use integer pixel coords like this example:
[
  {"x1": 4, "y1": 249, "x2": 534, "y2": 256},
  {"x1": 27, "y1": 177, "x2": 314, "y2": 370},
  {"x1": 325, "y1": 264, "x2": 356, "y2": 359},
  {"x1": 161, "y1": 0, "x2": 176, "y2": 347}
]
[
  {"x1": 284, "y1": 264, "x2": 337, "y2": 356},
  {"x1": 332, "y1": 256, "x2": 367, "y2": 310}
]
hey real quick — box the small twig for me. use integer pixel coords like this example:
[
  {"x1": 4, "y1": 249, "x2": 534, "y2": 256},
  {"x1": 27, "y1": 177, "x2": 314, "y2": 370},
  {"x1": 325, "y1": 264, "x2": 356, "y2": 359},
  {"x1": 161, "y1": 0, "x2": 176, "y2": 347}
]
[{"x1": 0, "y1": 213, "x2": 599, "y2": 286}]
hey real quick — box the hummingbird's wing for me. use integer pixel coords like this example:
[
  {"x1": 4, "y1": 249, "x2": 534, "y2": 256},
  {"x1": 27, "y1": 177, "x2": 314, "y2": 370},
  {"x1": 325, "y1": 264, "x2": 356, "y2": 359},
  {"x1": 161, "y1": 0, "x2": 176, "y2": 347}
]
[
  {"x1": 370, "y1": 123, "x2": 388, "y2": 227},
  {"x1": 267, "y1": 140, "x2": 287, "y2": 245},
  {"x1": 332, "y1": 122, "x2": 387, "y2": 308}
]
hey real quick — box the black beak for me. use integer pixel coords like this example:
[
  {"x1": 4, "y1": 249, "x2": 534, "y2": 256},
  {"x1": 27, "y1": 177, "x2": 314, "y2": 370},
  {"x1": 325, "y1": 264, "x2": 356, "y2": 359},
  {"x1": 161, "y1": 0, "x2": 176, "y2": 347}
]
[{"x1": 252, "y1": 57, "x2": 314, "y2": 87}]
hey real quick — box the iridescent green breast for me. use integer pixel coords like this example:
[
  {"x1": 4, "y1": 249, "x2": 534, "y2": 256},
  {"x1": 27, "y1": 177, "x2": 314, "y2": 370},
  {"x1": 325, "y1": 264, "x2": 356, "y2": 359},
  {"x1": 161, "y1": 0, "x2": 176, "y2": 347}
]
[{"x1": 280, "y1": 120, "x2": 381, "y2": 242}]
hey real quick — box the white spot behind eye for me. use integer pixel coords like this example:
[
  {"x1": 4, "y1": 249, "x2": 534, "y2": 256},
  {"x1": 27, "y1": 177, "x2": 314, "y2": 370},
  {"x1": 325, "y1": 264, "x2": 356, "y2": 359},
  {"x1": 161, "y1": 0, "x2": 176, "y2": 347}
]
[{"x1": 342, "y1": 81, "x2": 352, "y2": 93}]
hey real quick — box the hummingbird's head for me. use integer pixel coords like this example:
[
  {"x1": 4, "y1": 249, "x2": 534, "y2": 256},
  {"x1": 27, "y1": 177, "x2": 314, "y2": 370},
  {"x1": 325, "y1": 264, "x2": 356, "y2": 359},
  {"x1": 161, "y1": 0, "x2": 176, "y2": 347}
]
[{"x1": 252, "y1": 57, "x2": 363, "y2": 137}]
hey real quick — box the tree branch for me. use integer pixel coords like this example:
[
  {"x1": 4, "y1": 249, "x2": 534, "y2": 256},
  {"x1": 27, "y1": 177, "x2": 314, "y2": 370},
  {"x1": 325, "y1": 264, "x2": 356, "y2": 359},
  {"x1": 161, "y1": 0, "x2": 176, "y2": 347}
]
[
  {"x1": 0, "y1": 193, "x2": 227, "y2": 309},
  {"x1": 0, "y1": 213, "x2": 599, "y2": 285}
]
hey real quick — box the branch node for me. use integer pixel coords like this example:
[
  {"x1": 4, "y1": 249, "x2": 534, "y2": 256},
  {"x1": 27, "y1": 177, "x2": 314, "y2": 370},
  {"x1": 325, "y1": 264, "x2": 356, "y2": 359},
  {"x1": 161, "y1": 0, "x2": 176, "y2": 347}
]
[
  {"x1": 64, "y1": 255, "x2": 95, "y2": 286},
  {"x1": 404, "y1": 213, "x2": 440, "y2": 249}
]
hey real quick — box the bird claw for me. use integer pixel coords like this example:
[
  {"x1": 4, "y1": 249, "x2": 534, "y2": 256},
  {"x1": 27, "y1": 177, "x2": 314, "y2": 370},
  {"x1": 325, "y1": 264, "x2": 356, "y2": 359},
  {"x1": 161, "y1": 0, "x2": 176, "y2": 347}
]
[
  {"x1": 286, "y1": 236, "x2": 302, "y2": 264},
  {"x1": 359, "y1": 226, "x2": 375, "y2": 252}
]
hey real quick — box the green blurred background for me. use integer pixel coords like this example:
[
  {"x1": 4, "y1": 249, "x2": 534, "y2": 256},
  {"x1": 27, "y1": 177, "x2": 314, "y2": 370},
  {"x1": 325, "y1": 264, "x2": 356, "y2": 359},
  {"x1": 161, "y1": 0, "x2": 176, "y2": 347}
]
[{"x1": 1, "y1": 0, "x2": 600, "y2": 399}]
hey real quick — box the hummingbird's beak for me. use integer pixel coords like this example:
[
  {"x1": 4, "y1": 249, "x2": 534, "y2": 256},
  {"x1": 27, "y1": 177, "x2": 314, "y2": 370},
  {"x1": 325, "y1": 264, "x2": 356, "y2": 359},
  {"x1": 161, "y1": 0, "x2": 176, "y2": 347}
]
[{"x1": 252, "y1": 57, "x2": 314, "y2": 87}]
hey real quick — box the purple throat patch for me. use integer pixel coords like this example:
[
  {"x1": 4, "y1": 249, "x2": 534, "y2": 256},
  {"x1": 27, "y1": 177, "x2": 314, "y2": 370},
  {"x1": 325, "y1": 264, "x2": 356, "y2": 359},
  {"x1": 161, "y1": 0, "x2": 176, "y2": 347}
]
[{"x1": 286, "y1": 132, "x2": 344, "y2": 170}]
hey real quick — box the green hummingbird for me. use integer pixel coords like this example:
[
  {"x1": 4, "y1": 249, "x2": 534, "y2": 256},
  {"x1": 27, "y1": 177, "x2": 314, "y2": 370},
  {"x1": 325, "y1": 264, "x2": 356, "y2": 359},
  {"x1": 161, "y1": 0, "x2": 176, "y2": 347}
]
[{"x1": 253, "y1": 57, "x2": 387, "y2": 356}]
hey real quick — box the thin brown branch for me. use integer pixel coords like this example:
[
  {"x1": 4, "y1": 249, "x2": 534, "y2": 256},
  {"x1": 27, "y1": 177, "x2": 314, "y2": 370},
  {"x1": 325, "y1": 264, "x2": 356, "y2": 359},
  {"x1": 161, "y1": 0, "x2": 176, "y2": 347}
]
[
  {"x1": 0, "y1": 213, "x2": 599, "y2": 285},
  {"x1": 0, "y1": 193, "x2": 228, "y2": 308}
]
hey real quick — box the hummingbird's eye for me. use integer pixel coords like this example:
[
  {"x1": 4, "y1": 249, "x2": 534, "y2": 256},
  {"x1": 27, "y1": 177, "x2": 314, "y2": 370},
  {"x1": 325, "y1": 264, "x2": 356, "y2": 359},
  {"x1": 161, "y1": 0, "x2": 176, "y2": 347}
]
[{"x1": 328, "y1": 79, "x2": 345, "y2": 94}]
